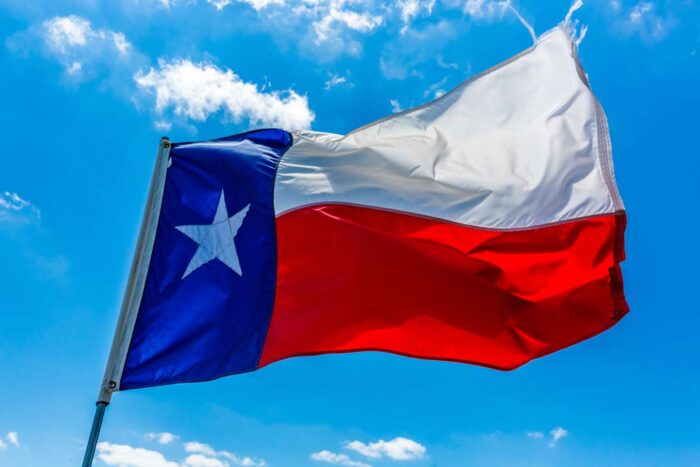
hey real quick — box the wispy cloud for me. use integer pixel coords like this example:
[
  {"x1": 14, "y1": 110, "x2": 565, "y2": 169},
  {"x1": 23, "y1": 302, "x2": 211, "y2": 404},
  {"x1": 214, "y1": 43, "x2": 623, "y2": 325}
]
[
  {"x1": 423, "y1": 76, "x2": 448, "y2": 99},
  {"x1": 134, "y1": 59, "x2": 314, "y2": 130},
  {"x1": 396, "y1": 0, "x2": 436, "y2": 33},
  {"x1": 43, "y1": 15, "x2": 130, "y2": 55},
  {"x1": 182, "y1": 454, "x2": 228, "y2": 467},
  {"x1": 627, "y1": 2, "x2": 672, "y2": 40},
  {"x1": 8, "y1": 14, "x2": 314, "y2": 132},
  {"x1": 6, "y1": 15, "x2": 136, "y2": 82},
  {"x1": 309, "y1": 1, "x2": 384, "y2": 45},
  {"x1": 380, "y1": 20, "x2": 458, "y2": 80},
  {"x1": 345, "y1": 437, "x2": 426, "y2": 461},
  {"x1": 97, "y1": 442, "x2": 180, "y2": 467},
  {"x1": 324, "y1": 71, "x2": 352, "y2": 90},
  {"x1": 548, "y1": 426, "x2": 568, "y2": 448},
  {"x1": 198, "y1": 0, "x2": 385, "y2": 60},
  {"x1": 207, "y1": 0, "x2": 284, "y2": 11},
  {"x1": 0, "y1": 192, "x2": 40, "y2": 225},
  {"x1": 147, "y1": 433, "x2": 180, "y2": 445},
  {"x1": 98, "y1": 439, "x2": 265, "y2": 467},
  {"x1": 184, "y1": 441, "x2": 217, "y2": 457},
  {"x1": 389, "y1": 98, "x2": 403, "y2": 113},
  {"x1": 0, "y1": 433, "x2": 15, "y2": 450},
  {"x1": 313, "y1": 436, "x2": 426, "y2": 467},
  {"x1": 442, "y1": 0, "x2": 510, "y2": 20},
  {"x1": 0, "y1": 192, "x2": 70, "y2": 283},
  {"x1": 311, "y1": 450, "x2": 370, "y2": 467},
  {"x1": 185, "y1": 440, "x2": 265, "y2": 466},
  {"x1": 525, "y1": 426, "x2": 569, "y2": 447},
  {"x1": 610, "y1": 1, "x2": 675, "y2": 42}
]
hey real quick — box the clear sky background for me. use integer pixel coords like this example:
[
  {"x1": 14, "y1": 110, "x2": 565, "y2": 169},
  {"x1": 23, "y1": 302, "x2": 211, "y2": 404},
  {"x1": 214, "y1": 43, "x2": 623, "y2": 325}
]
[{"x1": 0, "y1": 0, "x2": 699, "y2": 466}]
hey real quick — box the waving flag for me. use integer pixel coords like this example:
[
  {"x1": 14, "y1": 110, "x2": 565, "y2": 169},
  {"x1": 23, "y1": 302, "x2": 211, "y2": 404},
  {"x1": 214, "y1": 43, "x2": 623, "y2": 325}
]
[{"x1": 102, "y1": 26, "x2": 627, "y2": 393}]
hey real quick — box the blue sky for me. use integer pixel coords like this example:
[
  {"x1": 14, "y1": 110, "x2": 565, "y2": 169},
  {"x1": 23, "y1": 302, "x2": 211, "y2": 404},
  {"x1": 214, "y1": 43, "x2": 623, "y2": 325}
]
[{"x1": 0, "y1": 0, "x2": 699, "y2": 466}]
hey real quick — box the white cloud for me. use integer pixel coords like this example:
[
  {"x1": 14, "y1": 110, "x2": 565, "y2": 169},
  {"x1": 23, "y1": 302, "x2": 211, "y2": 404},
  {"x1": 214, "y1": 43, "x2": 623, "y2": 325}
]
[
  {"x1": 0, "y1": 432, "x2": 19, "y2": 451},
  {"x1": 311, "y1": 450, "x2": 370, "y2": 467},
  {"x1": 629, "y1": 1, "x2": 653, "y2": 23},
  {"x1": 628, "y1": 1, "x2": 668, "y2": 38},
  {"x1": 99, "y1": 441, "x2": 264, "y2": 467},
  {"x1": 0, "y1": 192, "x2": 68, "y2": 283},
  {"x1": 154, "y1": 119, "x2": 173, "y2": 131},
  {"x1": 380, "y1": 20, "x2": 458, "y2": 79},
  {"x1": 219, "y1": 450, "x2": 265, "y2": 466},
  {"x1": 345, "y1": 437, "x2": 426, "y2": 461},
  {"x1": 6, "y1": 15, "x2": 137, "y2": 82},
  {"x1": 97, "y1": 442, "x2": 180, "y2": 467},
  {"x1": 112, "y1": 32, "x2": 131, "y2": 54},
  {"x1": 66, "y1": 61, "x2": 83, "y2": 76},
  {"x1": 43, "y1": 15, "x2": 89, "y2": 53},
  {"x1": 134, "y1": 59, "x2": 314, "y2": 130},
  {"x1": 185, "y1": 441, "x2": 217, "y2": 457},
  {"x1": 183, "y1": 454, "x2": 228, "y2": 467},
  {"x1": 397, "y1": 0, "x2": 436, "y2": 32},
  {"x1": 287, "y1": 0, "x2": 384, "y2": 58},
  {"x1": 548, "y1": 427, "x2": 568, "y2": 448},
  {"x1": 6, "y1": 433, "x2": 19, "y2": 448},
  {"x1": 135, "y1": 0, "x2": 173, "y2": 8},
  {"x1": 526, "y1": 427, "x2": 568, "y2": 447},
  {"x1": 614, "y1": 1, "x2": 674, "y2": 42},
  {"x1": 464, "y1": 0, "x2": 509, "y2": 19},
  {"x1": 324, "y1": 71, "x2": 351, "y2": 90},
  {"x1": 43, "y1": 15, "x2": 131, "y2": 58},
  {"x1": 423, "y1": 76, "x2": 447, "y2": 99},
  {"x1": 207, "y1": 0, "x2": 284, "y2": 11},
  {"x1": 257, "y1": 0, "x2": 386, "y2": 59},
  {"x1": 441, "y1": 0, "x2": 509, "y2": 20},
  {"x1": 389, "y1": 99, "x2": 403, "y2": 113},
  {"x1": 0, "y1": 192, "x2": 40, "y2": 225},
  {"x1": 147, "y1": 432, "x2": 180, "y2": 445},
  {"x1": 436, "y1": 56, "x2": 458, "y2": 70},
  {"x1": 185, "y1": 441, "x2": 265, "y2": 467},
  {"x1": 307, "y1": 1, "x2": 383, "y2": 44}
]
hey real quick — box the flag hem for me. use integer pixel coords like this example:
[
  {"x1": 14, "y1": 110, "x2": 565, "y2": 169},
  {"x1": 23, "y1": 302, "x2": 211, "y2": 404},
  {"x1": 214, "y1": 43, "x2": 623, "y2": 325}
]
[{"x1": 99, "y1": 139, "x2": 172, "y2": 400}]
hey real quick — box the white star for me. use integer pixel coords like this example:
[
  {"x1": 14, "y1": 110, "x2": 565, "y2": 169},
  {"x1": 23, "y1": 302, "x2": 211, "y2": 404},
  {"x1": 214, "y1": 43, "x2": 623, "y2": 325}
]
[{"x1": 175, "y1": 190, "x2": 250, "y2": 279}]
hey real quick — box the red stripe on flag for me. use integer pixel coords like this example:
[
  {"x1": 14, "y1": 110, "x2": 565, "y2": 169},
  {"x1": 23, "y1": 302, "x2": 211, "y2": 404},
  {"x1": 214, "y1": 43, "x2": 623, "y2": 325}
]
[{"x1": 259, "y1": 205, "x2": 627, "y2": 370}]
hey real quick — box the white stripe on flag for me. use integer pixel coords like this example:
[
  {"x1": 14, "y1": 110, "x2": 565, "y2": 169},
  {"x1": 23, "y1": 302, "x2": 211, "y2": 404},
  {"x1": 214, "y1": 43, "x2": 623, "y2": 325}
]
[{"x1": 274, "y1": 27, "x2": 621, "y2": 230}]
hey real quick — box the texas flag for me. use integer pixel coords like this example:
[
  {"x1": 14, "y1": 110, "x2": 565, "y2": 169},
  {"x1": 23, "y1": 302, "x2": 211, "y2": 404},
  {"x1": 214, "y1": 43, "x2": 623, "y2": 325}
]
[{"x1": 103, "y1": 26, "x2": 627, "y2": 393}]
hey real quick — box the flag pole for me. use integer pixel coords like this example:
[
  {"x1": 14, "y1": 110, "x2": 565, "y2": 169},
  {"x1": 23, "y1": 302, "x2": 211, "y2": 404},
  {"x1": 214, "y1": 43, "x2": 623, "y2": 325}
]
[
  {"x1": 81, "y1": 402, "x2": 108, "y2": 467},
  {"x1": 80, "y1": 136, "x2": 172, "y2": 467}
]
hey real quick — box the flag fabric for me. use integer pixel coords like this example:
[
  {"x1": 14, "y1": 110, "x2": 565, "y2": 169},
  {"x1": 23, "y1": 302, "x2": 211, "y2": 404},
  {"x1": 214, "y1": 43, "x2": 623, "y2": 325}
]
[{"x1": 110, "y1": 25, "x2": 627, "y2": 391}]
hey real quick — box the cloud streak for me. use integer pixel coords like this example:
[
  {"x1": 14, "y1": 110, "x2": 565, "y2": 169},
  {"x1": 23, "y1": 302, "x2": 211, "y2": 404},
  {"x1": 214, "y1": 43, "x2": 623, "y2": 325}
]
[
  {"x1": 8, "y1": 14, "x2": 315, "y2": 132},
  {"x1": 345, "y1": 437, "x2": 426, "y2": 460},
  {"x1": 0, "y1": 192, "x2": 40, "y2": 225},
  {"x1": 98, "y1": 438, "x2": 265, "y2": 467},
  {"x1": 134, "y1": 59, "x2": 314, "y2": 129},
  {"x1": 97, "y1": 442, "x2": 180, "y2": 467},
  {"x1": 35, "y1": 15, "x2": 133, "y2": 81},
  {"x1": 311, "y1": 450, "x2": 370, "y2": 467},
  {"x1": 147, "y1": 432, "x2": 180, "y2": 445},
  {"x1": 548, "y1": 426, "x2": 568, "y2": 447}
]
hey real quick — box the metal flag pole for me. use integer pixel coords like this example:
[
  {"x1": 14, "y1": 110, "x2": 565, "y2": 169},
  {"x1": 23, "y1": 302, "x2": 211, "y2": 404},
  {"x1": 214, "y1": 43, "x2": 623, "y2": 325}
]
[
  {"x1": 81, "y1": 402, "x2": 108, "y2": 467},
  {"x1": 81, "y1": 137, "x2": 172, "y2": 467}
]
